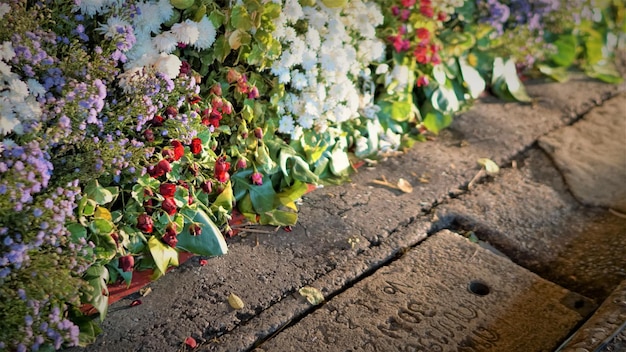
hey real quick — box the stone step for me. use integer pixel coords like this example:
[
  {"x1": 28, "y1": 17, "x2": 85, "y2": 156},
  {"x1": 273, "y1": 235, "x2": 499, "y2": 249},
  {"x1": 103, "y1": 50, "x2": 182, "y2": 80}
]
[{"x1": 254, "y1": 230, "x2": 594, "y2": 352}]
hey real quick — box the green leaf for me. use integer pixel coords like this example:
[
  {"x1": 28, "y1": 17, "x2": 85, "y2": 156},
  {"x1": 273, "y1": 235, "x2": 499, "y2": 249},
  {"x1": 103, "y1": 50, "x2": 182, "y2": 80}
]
[
  {"x1": 585, "y1": 63, "x2": 624, "y2": 83},
  {"x1": 231, "y1": 6, "x2": 253, "y2": 31},
  {"x1": 550, "y1": 34, "x2": 577, "y2": 67},
  {"x1": 121, "y1": 226, "x2": 146, "y2": 254},
  {"x1": 89, "y1": 218, "x2": 114, "y2": 235},
  {"x1": 71, "y1": 313, "x2": 102, "y2": 347},
  {"x1": 107, "y1": 259, "x2": 133, "y2": 287},
  {"x1": 211, "y1": 181, "x2": 234, "y2": 212},
  {"x1": 537, "y1": 64, "x2": 571, "y2": 82},
  {"x1": 259, "y1": 208, "x2": 298, "y2": 225},
  {"x1": 82, "y1": 264, "x2": 109, "y2": 320},
  {"x1": 430, "y1": 85, "x2": 460, "y2": 113},
  {"x1": 458, "y1": 57, "x2": 486, "y2": 99},
  {"x1": 389, "y1": 100, "x2": 413, "y2": 122},
  {"x1": 422, "y1": 110, "x2": 452, "y2": 134},
  {"x1": 176, "y1": 208, "x2": 228, "y2": 257},
  {"x1": 147, "y1": 236, "x2": 179, "y2": 276},
  {"x1": 84, "y1": 180, "x2": 115, "y2": 205}
]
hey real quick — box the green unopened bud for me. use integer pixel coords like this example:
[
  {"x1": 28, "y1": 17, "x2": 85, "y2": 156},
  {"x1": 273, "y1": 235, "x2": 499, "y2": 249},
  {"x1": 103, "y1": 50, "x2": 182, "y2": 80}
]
[
  {"x1": 320, "y1": 0, "x2": 347, "y2": 8},
  {"x1": 171, "y1": 0, "x2": 194, "y2": 10}
]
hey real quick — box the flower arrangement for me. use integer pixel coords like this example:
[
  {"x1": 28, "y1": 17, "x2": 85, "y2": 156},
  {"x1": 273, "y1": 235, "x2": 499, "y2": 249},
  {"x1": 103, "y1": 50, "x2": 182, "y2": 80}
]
[{"x1": 0, "y1": 0, "x2": 623, "y2": 350}]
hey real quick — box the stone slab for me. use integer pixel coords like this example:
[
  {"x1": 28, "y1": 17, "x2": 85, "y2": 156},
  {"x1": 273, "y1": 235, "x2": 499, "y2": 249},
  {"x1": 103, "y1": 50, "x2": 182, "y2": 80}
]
[
  {"x1": 66, "y1": 79, "x2": 622, "y2": 352},
  {"x1": 538, "y1": 93, "x2": 626, "y2": 212},
  {"x1": 559, "y1": 279, "x2": 626, "y2": 352},
  {"x1": 438, "y1": 148, "x2": 626, "y2": 301},
  {"x1": 256, "y1": 230, "x2": 593, "y2": 352}
]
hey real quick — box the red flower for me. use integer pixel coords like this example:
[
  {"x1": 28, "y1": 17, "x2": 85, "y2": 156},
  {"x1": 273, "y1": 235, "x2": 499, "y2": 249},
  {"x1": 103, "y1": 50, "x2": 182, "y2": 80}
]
[
  {"x1": 180, "y1": 60, "x2": 191, "y2": 75},
  {"x1": 391, "y1": 5, "x2": 399, "y2": 16},
  {"x1": 401, "y1": 0, "x2": 415, "y2": 7},
  {"x1": 210, "y1": 84, "x2": 222, "y2": 96},
  {"x1": 188, "y1": 95, "x2": 202, "y2": 105},
  {"x1": 165, "y1": 106, "x2": 178, "y2": 118},
  {"x1": 190, "y1": 138, "x2": 202, "y2": 155},
  {"x1": 160, "y1": 183, "x2": 176, "y2": 198},
  {"x1": 414, "y1": 44, "x2": 430, "y2": 64},
  {"x1": 171, "y1": 140, "x2": 184, "y2": 161},
  {"x1": 148, "y1": 159, "x2": 172, "y2": 178},
  {"x1": 416, "y1": 28, "x2": 430, "y2": 41},
  {"x1": 189, "y1": 223, "x2": 202, "y2": 236},
  {"x1": 201, "y1": 180, "x2": 213, "y2": 193},
  {"x1": 226, "y1": 68, "x2": 241, "y2": 83},
  {"x1": 254, "y1": 127, "x2": 263, "y2": 139},
  {"x1": 161, "y1": 198, "x2": 177, "y2": 215},
  {"x1": 163, "y1": 223, "x2": 178, "y2": 247},
  {"x1": 389, "y1": 34, "x2": 410, "y2": 53},
  {"x1": 222, "y1": 101, "x2": 233, "y2": 115},
  {"x1": 151, "y1": 115, "x2": 164, "y2": 126},
  {"x1": 437, "y1": 12, "x2": 447, "y2": 22},
  {"x1": 420, "y1": 4, "x2": 434, "y2": 17},
  {"x1": 119, "y1": 255, "x2": 134, "y2": 272},
  {"x1": 214, "y1": 156, "x2": 230, "y2": 183},
  {"x1": 137, "y1": 213, "x2": 154, "y2": 233},
  {"x1": 144, "y1": 129, "x2": 155, "y2": 142},
  {"x1": 247, "y1": 86, "x2": 259, "y2": 99},
  {"x1": 251, "y1": 172, "x2": 263, "y2": 186},
  {"x1": 236, "y1": 158, "x2": 247, "y2": 170},
  {"x1": 417, "y1": 76, "x2": 430, "y2": 87},
  {"x1": 188, "y1": 163, "x2": 199, "y2": 176},
  {"x1": 184, "y1": 337, "x2": 197, "y2": 349}
]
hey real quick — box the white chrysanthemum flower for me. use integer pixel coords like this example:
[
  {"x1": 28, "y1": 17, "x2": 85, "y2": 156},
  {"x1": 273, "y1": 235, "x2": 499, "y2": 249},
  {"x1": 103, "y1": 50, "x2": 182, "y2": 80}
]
[
  {"x1": 134, "y1": 2, "x2": 163, "y2": 34},
  {"x1": 171, "y1": 19, "x2": 200, "y2": 45},
  {"x1": 125, "y1": 38, "x2": 158, "y2": 67},
  {"x1": 0, "y1": 3, "x2": 10, "y2": 19},
  {"x1": 97, "y1": 16, "x2": 131, "y2": 38},
  {"x1": 283, "y1": 0, "x2": 304, "y2": 22},
  {"x1": 297, "y1": 114, "x2": 315, "y2": 129},
  {"x1": 0, "y1": 41, "x2": 15, "y2": 61},
  {"x1": 74, "y1": 0, "x2": 115, "y2": 16},
  {"x1": 156, "y1": 0, "x2": 174, "y2": 22},
  {"x1": 153, "y1": 32, "x2": 178, "y2": 53},
  {"x1": 193, "y1": 16, "x2": 217, "y2": 50},
  {"x1": 26, "y1": 79, "x2": 45, "y2": 98},
  {"x1": 153, "y1": 53, "x2": 181, "y2": 79},
  {"x1": 0, "y1": 101, "x2": 19, "y2": 136},
  {"x1": 291, "y1": 71, "x2": 308, "y2": 90},
  {"x1": 303, "y1": 7, "x2": 328, "y2": 30},
  {"x1": 278, "y1": 115, "x2": 295, "y2": 135},
  {"x1": 0, "y1": 62, "x2": 11, "y2": 76},
  {"x1": 8, "y1": 79, "x2": 28, "y2": 100},
  {"x1": 305, "y1": 28, "x2": 321, "y2": 50},
  {"x1": 15, "y1": 98, "x2": 42, "y2": 120}
]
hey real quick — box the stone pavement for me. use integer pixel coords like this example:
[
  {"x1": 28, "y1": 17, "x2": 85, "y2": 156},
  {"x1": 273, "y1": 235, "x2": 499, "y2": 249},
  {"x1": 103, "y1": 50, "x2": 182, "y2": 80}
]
[{"x1": 68, "y1": 74, "x2": 626, "y2": 352}]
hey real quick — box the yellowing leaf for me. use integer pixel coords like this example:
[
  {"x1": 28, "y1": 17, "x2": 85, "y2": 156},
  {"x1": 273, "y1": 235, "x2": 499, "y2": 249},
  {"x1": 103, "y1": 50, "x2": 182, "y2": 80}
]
[
  {"x1": 94, "y1": 207, "x2": 112, "y2": 221},
  {"x1": 477, "y1": 158, "x2": 499, "y2": 176},
  {"x1": 396, "y1": 178, "x2": 413, "y2": 193},
  {"x1": 299, "y1": 286, "x2": 324, "y2": 306},
  {"x1": 147, "y1": 236, "x2": 179, "y2": 276},
  {"x1": 228, "y1": 293, "x2": 244, "y2": 309}
]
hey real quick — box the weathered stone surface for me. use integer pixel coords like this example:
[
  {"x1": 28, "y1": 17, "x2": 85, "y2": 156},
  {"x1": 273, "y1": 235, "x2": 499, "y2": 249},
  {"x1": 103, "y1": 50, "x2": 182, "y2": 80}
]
[
  {"x1": 538, "y1": 93, "x2": 626, "y2": 212},
  {"x1": 65, "y1": 79, "x2": 622, "y2": 352},
  {"x1": 256, "y1": 230, "x2": 593, "y2": 352},
  {"x1": 438, "y1": 149, "x2": 626, "y2": 301},
  {"x1": 560, "y1": 279, "x2": 626, "y2": 352}
]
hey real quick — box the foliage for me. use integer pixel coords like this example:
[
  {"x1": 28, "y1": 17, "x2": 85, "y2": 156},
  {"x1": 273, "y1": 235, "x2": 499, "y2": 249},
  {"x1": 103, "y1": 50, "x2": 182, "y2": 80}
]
[{"x1": 0, "y1": 0, "x2": 622, "y2": 350}]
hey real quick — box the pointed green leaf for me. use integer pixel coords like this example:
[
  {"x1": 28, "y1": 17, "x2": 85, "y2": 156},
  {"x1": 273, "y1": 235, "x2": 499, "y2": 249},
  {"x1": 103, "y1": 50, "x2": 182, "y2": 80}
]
[
  {"x1": 147, "y1": 236, "x2": 179, "y2": 276},
  {"x1": 176, "y1": 209, "x2": 228, "y2": 257}
]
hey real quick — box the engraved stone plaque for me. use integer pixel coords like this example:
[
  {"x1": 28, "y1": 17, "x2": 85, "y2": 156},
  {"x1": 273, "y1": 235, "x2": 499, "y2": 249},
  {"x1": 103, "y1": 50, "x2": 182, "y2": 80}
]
[{"x1": 257, "y1": 230, "x2": 594, "y2": 352}]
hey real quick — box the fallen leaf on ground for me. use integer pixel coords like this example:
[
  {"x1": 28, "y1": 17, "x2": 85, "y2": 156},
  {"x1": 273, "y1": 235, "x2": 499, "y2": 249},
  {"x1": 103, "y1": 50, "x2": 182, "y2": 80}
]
[
  {"x1": 139, "y1": 287, "x2": 152, "y2": 297},
  {"x1": 397, "y1": 178, "x2": 413, "y2": 193},
  {"x1": 477, "y1": 158, "x2": 499, "y2": 176},
  {"x1": 299, "y1": 286, "x2": 324, "y2": 305},
  {"x1": 228, "y1": 293, "x2": 244, "y2": 309},
  {"x1": 199, "y1": 258, "x2": 208, "y2": 266}
]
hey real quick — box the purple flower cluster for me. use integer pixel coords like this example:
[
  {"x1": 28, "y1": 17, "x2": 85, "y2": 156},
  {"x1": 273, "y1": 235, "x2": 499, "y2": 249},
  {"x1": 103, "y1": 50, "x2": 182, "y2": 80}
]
[
  {"x1": 477, "y1": 0, "x2": 511, "y2": 34},
  {"x1": 477, "y1": 0, "x2": 561, "y2": 36},
  {"x1": 0, "y1": 141, "x2": 53, "y2": 212}
]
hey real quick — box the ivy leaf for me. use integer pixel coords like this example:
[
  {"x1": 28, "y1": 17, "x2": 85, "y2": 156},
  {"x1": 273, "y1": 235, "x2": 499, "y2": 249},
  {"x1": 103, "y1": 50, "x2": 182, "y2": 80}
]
[
  {"x1": 231, "y1": 6, "x2": 253, "y2": 31},
  {"x1": 84, "y1": 180, "x2": 115, "y2": 205},
  {"x1": 422, "y1": 109, "x2": 452, "y2": 134},
  {"x1": 82, "y1": 264, "x2": 109, "y2": 321},
  {"x1": 458, "y1": 57, "x2": 485, "y2": 99},
  {"x1": 147, "y1": 236, "x2": 179, "y2": 278},
  {"x1": 537, "y1": 64, "x2": 570, "y2": 82},
  {"x1": 329, "y1": 138, "x2": 350, "y2": 177},
  {"x1": 176, "y1": 209, "x2": 228, "y2": 257},
  {"x1": 211, "y1": 181, "x2": 234, "y2": 212}
]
